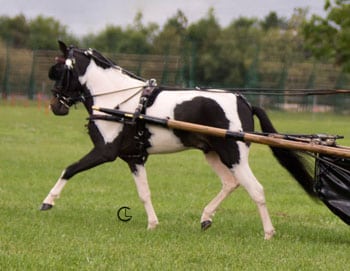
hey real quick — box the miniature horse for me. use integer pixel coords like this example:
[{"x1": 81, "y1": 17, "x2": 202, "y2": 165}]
[{"x1": 41, "y1": 41, "x2": 316, "y2": 239}]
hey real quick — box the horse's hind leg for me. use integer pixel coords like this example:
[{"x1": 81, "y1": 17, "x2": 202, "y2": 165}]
[
  {"x1": 200, "y1": 151, "x2": 239, "y2": 230},
  {"x1": 234, "y1": 163, "x2": 275, "y2": 240}
]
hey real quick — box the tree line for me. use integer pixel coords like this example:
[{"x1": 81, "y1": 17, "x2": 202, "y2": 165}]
[{"x1": 0, "y1": 0, "x2": 349, "y2": 87}]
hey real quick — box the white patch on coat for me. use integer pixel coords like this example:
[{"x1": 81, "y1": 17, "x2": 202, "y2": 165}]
[
  {"x1": 146, "y1": 90, "x2": 242, "y2": 154},
  {"x1": 80, "y1": 62, "x2": 243, "y2": 151},
  {"x1": 42, "y1": 171, "x2": 68, "y2": 206},
  {"x1": 79, "y1": 60, "x2": 146, "y2": 143}
]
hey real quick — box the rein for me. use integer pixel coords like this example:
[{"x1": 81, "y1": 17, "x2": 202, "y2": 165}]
[
  {"x1": 58, "y1": 83, "x2": 147, "y2": 110},
  {"x1": 89, "y1": 86, "x2": 146, "y2": 109},
  {"x1": 89, "y1": 85, "x2": 146, "y2": 98}
]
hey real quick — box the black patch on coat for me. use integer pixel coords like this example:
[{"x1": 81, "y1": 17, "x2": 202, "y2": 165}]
[{"x1": 173, "y1": 96, "x2": 240, "y2": 168}]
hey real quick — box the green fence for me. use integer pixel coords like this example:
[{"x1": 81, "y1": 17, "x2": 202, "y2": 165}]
[
  {"x1": 0, "y1": 47, "x2": 183, "y2": 100},
  {"x1": 1, "y1": 46, "x2": 349, "y2": 113}
]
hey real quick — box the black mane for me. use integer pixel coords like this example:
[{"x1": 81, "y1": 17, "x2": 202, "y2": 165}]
[{"x1": 84, "y1": 48, "x2": 146, "y2": 82}]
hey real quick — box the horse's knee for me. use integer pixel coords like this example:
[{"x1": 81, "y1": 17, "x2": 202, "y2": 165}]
[
  {"x1": 138, "y1": 191, "x2": 151, "y2": 204},
  {"x1": 250, "y1": 185, "x2": 266, "y2": 205},
  {"x1": 223, "y1": 181, "x2": 239, "y2": 193},
  {"x1": 234, "y1": 167, "x2": 266, "y2": 204},
  {"x1": 239, "y1": 178, "x2": 266, "y2": 204}
]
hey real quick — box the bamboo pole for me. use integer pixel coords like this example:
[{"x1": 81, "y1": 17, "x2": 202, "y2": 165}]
[{"x1": 92, "y1": 106, "x2": 350, "y2": 158}]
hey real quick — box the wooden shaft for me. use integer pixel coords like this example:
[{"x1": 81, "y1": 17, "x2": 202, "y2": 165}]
[
  {"x1": 167, "y1": 119, "x2": 350, "y2": 158},
  {"x1": 243, "y1": 133, "x2": 350, "y2": 158},
  {"x1": 92, "y1": 106, "x2": 350, "y2": 158},
  {"x1": 167, "y1": 119, "x2": 233, "y2": 138}
]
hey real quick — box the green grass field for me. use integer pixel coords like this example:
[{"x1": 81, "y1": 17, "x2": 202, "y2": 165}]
[{"x1": 1, "y1": 102, "x2": 350, "y2": 270}]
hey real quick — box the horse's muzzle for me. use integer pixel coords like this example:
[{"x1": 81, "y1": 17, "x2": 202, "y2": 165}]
[{"x1": 50, "y1": 96, "x2": 69, "y2": 116}]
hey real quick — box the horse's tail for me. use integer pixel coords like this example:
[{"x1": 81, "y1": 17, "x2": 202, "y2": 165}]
[{"x1": 252, "y1": 106, "x2": 317, "y2": 198}]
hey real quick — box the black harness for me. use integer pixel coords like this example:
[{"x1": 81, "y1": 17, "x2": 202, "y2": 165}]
[
  {"x1": 119, "y1": 80, "x2": 159, "y2": 162},
  {"x1": 87, "y1": 79, "x2": 159, "y2": 162}
]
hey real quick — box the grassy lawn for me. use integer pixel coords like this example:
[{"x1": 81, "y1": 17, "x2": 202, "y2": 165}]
[{"x1": 1, "y1": 102, "x2": 349, "y2": 270}]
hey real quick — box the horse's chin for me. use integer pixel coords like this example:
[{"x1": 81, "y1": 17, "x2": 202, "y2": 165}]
[{"x1": 50, "y1": 97, "x2": 69, "y2": 116}]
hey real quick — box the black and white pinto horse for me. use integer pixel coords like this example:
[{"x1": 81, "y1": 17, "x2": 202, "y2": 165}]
[{"x1": 41, "y1": 41, "x2": 316, "y2": 239}]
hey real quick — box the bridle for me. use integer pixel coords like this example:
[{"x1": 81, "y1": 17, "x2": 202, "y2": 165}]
[
  {"x1": 52, "y1": 46, "x2": 148, "y2": 109},
  {"x1": 51, "y1": 47, "x2": 86, "y2": 109}
]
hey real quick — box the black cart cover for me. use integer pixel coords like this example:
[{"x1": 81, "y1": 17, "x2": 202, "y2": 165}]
[{"x1": 315, "y1": 154, "x2": 350, "y2": 225}]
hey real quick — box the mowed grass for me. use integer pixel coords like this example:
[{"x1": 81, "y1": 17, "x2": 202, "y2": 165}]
[{"x1": 1, "y1": 102, "x2": 350, "y2": 270}]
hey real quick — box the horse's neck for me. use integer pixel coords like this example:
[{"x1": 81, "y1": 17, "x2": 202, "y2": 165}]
[{"x1": 80, "y1": 61, "x2": 145, "y2": 110}]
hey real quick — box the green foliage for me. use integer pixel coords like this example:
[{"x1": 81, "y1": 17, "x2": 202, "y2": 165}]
[
  {"x1": 303, "y1": 0, "x2": 350, "y2": 71},
  {"x1": 0, "y1": 14, "x2": 77, "y2": 49},
  {"x1": 82, "y1": 12, "x2": 158, "y2": 54},
  {"x1": 1, "y1": 103, "x2": 350, "y2": 270},
  {"x1": 83, "y1": 25, "x2": 127, "y2": 52},
  {"x1": 152, "y1": 10, "x2": 187, "y2": 55},
  {"x1": 187, "y1": 8, "x2": 222, "y2": 86},
  {"x1": 261, "y1": 11, "x2": 288, "y2": 31},
  {"x1": 1, "y1": 2, "x2": 349, "y2": 87},
  {"x1": 217, "y1": 18, "x2": 261, "y2": 87},
  {"x1": 29, "y1": 16, "x2": 78, "y2": 50},
  {"x1": 0, "y1": 14, "x2": 30, "y2": 47}
]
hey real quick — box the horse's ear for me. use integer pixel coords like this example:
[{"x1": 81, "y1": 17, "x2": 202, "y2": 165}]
[{"x1": 58, "y1": 40, "x2": 67, "y2": 55}]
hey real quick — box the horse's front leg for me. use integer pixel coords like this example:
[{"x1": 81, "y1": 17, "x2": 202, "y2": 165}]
[
  {"x1": 40, "y1": 147, "x2": 116, "y2": 210},
  {"x1": 128, "y1": 163, "x2": 159, "y2": 230}
]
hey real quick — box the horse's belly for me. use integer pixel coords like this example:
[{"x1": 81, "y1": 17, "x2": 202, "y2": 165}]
[{"x1": 147, "y1": 126, "x2": 187, "y2": 154}]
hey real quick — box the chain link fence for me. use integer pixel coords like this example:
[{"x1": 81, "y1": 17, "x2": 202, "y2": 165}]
[
  {"x1": 0, "y1": 47, "x2": 183, "y2": 100},
  {"x1": 1, "y1": 45, "x2": 349, "y2": 113}
]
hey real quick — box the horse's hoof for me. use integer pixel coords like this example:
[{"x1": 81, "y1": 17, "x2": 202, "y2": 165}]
[
  {"x1": 147, "y1": 221, "x2": 159, "y2": 230},
  {"x1": 40, "y1": 203, "x2": 53, "y2": 211},
  {"x1": 264, "y1": 229, "x2": 276, "y2": 240},
  {"x1": 201, "y1": 220, "x2": 212, "y2": 231}
]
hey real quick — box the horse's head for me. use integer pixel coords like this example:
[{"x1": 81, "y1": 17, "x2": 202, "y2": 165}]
[
  {"x1": 49, "y1": 41, "x2": 147, "y2": 116},
  {"x1": 48, "y1": 41, "x2": 91, "y2": 115}
]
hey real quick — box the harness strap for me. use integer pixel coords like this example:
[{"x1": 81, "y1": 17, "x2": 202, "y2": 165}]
[
  {"x1": 131, "y1": 79, "x2": 157, "y2": 123},
  {"x1": 90, "y1": 79, "x2": 158, "y2": 162},
  {"x1": 120, "y1": 79, "x2": 158, "y2": 161},
  {"x1": 115, "y1": 88, "x2": 144, "y2": 109}
]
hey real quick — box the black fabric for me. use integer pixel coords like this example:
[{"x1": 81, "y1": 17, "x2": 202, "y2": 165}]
[{"x1": 315, "y1": 155, "x2": 350, "y2": 225}]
